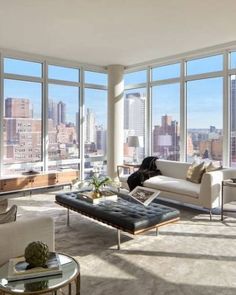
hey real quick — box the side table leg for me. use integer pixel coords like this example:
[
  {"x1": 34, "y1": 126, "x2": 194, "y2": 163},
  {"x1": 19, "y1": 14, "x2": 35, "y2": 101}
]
[
  {"x1": 221, "y1": 182, "x2": 224, "y2": 221},
  {"x1": 117, "y1": 229, "x2": 121, "y2": 250},
  {"x1": 67, "y1": 208, "x2": 70, "y2": 226},
  {"x1": 76, "y1": 273, "x2": 80, "y2": 295},
  {"x1": 68, "y1": 282, "x2": 72, "y2": 295}
]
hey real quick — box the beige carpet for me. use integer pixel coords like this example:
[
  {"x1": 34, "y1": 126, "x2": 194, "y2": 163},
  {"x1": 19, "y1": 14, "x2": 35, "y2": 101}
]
[{"x1": 8, "y1": 191, "x2": 236, "y2": 295}]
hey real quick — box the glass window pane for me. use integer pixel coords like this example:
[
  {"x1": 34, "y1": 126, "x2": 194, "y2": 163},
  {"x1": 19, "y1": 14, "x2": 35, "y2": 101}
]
[
  {"x1": 152, "y1": 84, "x2": 180, "y2": 160},
  {"x1": 124, "y1": 88, "x2": 146, "y2": 163},
  {"x1": 124, "y1": 70, "x2": 147, "y2": 86},
  {"x1": 187, "y1": 77, "x2": 223, "y2": 162},
  {"x1": 84, "y1": 71, "x2": 107, "y2": 86},
  {"x1": 48, "y1": 65, "x2": 79, "y2": 82},
  {"x1": 3, "y1": 79, "x2": 42, "y2": 173},
  {"x1": 230, "y1": 75, "x2": 236, "y2": 167},
  {"x1": 152, "y1": 63, "x2": 180, "y2": 81},
  {"x1": 84, "y1": 88, "x2": 107, "y2": 178},
  {"x1": 4, "y1": 58, "x2": 42, "y2": 78},
  {"x1": 48, "y1": 84, "x2": 79, "y2": 164},
  {"x1": 186, "y1": 55, "x2": 223, "y2": 75},
  {"x1": 230, "y1": 52, "x2": 236, "y2": 69}
]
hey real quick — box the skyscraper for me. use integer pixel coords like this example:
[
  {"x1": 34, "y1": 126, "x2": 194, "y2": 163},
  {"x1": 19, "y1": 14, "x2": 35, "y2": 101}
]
[
  {"x1": 5, "y1": 98, "x2": 32, "y2": 118},
  {"x1": 124, "y1": 92, "x2": 145, "y2": 137},
  {"x1": 85, "y1": 108, "x2": 96, "y2": 143},
  {"x1": 48, "y1": 99, "x2": 58, "y2": 127},
  {"x1": 57, "y1": 101, "x2": 66, "y2": 125},
  {"x1": 152, "y1": 115, "x2": 179, "y2": 160},
  {"x1": 96, "y1": 126, "x2": 106, "y2": 153}
]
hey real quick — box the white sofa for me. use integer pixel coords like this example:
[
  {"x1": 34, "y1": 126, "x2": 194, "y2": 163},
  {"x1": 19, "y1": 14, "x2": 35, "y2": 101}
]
[
  {"x1": 0, "y1": 216, "x2": 54, "y2": 266},
  {"x1": 119, "y1": 159, "x2": 235, "y2": 213}
]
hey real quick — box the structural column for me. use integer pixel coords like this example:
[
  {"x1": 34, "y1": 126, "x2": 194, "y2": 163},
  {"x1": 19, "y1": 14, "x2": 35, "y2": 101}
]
[{"x1": 107, "y1": 65, "x2": 124, "y2": 179}]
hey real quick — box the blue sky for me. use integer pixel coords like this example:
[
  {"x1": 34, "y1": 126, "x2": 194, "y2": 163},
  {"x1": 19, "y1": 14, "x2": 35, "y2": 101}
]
[{"x1": 4, "y1": 59, "x2": 108, "y2": 125}]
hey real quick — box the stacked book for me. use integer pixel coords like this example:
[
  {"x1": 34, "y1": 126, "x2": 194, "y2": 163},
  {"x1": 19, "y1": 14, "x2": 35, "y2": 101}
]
[
  {"x1": 7, "y1": 252, "x2": 62, "y2": 281},
  {"x1": 76, "y1": 190, "x2": 118, "y2": 204}
]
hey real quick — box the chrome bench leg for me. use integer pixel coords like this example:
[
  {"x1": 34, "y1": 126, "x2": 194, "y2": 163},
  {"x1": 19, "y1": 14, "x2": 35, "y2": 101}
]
[
  {"x1": 156, "y1": 227, "x2": 159, "y2": 236},
  {"x1": 117, "y1": 229, "x2": 121, "y2": 250},
  {"x1": 67, "y1": 208, "x2": 70, "y2": 226}
]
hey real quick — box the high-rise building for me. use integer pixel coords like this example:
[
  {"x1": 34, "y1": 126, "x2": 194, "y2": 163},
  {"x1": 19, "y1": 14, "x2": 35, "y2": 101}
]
[
  {"x1": 48, "y1": 99, "x2": 58, "y2": 127},
  {"x1": 152, "y1": 115, "x2": 179, "y2": 160},
  {"x1": 57, "y1": 101, "x2": 66, "y2": 125},
  {"x1": 85, "y1": 108, "x2": 96, "y2": 143},
  {"x1": 5, "y1": 98, "x2": 32, "y2": 118},
  {"x1": 96, "y1": 126, "x2": 106, "y2": 153},
  {"x1": 124, "y1": 92, "x2": 145, "y2": 137}
]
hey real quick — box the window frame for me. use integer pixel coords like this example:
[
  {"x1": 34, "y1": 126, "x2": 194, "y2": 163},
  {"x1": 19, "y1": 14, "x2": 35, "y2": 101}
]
[{"x1": 0, "y1": 53, "x2": 107, "y2": 178}]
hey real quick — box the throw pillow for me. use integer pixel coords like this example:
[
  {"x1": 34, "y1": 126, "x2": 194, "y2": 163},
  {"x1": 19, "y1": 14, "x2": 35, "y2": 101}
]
[
  {"x1": 0, "y1": 205, "x2": 17, "y2": 224},
  {"x1": 206, "y1": 162, "x2": 222, "y2": 172},
  {"x1": 186, "y1": 162, "x2": 205, "y2": 184}
]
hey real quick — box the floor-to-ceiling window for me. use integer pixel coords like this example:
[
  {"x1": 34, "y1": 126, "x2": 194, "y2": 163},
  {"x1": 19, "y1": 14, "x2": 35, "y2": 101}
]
[
  {"x1": 84, "y1": 71, "x2": 108, "y2": 178},
  {"x1": 0, "y1": 55, "x2": 107, "y2": 178},
  {"x1": 124, "y1": 70, "x2": 147, "y2": 163},
  {"x1": 230, "y1": 52, "x2": 236, "y2": 167},
  {"x1": 124, "y1": 51, "x2": 236, "y2": 166},
  {"x1": 3, "y1": 58, "x2": 43, "y2": 174},
  {"x1": 151, "y1": 63, "x2": 180, "y2": 160},
  {"x1": 47, "y1": 65, "x2": 80, "y2": 171},
  {"x1": 186, "y1": 55, "x2": 223, "y2": 162}
]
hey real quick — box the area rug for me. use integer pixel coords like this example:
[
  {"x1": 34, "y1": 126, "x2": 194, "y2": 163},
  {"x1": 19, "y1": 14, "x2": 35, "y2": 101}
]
[{"x1": 8, "y1": 191, "x2": 236, "y2": 295}]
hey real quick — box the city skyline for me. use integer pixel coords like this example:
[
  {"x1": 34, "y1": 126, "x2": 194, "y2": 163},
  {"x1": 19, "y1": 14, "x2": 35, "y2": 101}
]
[{"x1": 2, "y1": 75, "x2": 236, "y2": 166}]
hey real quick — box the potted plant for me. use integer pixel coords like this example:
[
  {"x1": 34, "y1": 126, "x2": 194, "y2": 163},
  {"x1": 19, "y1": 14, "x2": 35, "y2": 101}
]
[{"x1": 89, "y1": 176, "x2": 111, "y2": 198}]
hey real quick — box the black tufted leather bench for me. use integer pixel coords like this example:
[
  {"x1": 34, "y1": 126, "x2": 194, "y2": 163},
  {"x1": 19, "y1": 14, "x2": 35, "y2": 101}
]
[{"x1": 55, "y1": 190, "x2": 180, "y2": 249}]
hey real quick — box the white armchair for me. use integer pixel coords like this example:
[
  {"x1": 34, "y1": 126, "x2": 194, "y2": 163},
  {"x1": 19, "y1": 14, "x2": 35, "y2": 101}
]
[{"x1": 0, "y1": 216, "x2": 54, "y2": 266}]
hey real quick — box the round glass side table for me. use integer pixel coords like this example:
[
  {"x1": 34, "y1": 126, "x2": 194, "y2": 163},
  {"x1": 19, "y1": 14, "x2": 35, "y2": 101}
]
[{"x1": 0, "y1": 253, "x2": 80, "y2": 295}]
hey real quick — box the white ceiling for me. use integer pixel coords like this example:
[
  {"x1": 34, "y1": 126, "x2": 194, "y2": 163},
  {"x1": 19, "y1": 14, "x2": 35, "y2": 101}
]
[{"x1": 0, "y1": 0, "x2": 236, "y2": 67}]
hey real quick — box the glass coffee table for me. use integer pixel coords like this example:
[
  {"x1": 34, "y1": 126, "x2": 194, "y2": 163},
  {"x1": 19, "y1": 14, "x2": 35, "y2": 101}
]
[{"x1": 0, "y1": 253, "x2": 80, "y2": 295}]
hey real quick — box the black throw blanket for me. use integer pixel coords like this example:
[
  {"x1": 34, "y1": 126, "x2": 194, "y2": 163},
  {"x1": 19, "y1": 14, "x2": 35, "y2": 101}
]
[{"x1": 127, "y1": 156, "x2": 161, "y2": 191}]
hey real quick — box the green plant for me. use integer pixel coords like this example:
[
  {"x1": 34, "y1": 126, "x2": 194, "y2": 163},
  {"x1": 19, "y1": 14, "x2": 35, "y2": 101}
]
[{"x1": 89, "y1": 176, "x2": 111, "y2": 193}]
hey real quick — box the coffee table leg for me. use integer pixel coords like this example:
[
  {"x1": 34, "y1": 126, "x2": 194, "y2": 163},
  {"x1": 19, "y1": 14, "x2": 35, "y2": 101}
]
[
  {"x1": 117, "y1": 229, "x2": 121, "y2": 250},
  {"x1": 67, "y1": 208, "x2": 70, "y2": 226}
]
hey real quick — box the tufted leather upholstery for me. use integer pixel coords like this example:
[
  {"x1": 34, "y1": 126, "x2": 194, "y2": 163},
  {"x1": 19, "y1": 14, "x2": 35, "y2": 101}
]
[{"x1": 55, "y1": 191, "x2": 180, "y2": 233}]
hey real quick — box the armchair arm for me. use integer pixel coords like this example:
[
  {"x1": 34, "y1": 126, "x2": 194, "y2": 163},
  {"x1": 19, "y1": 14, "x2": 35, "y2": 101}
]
[
  {"x1": 117, "y1": 165, "x2": 131, "y2": 178},
  {"x1": 200, "y1": 170, "x2": 224, "y2": 209}
]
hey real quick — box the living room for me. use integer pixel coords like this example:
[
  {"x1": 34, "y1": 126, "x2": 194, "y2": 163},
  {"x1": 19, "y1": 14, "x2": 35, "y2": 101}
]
[{"x1": 0, "y1": 1, "x2": 236, "y2": 294}]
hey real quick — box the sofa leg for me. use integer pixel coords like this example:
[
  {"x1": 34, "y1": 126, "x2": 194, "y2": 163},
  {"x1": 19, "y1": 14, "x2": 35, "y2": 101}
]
[{"x1": 67, "y1": 208, "x2": 70, "y2": 226}]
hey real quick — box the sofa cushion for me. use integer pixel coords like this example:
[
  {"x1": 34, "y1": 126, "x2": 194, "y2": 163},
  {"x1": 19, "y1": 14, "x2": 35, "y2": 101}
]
[
  {"x1": 206, "y1": 162, "x2": 222, "y2": 172},
  {"x1": 186, "y1": 162, "x2": 205, "y2": 184},
  {"x1": 143, "y1": 175, "x2": 200, "y2": 198},
  {"x1": 156, "y1": 159, "x2": 191, "y2": 180}
]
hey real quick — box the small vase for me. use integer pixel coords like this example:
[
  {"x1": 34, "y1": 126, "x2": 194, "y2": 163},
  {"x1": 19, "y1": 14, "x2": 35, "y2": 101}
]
[{"x1": 93, "y1": 191, "x2": 101, "y2": 199}]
